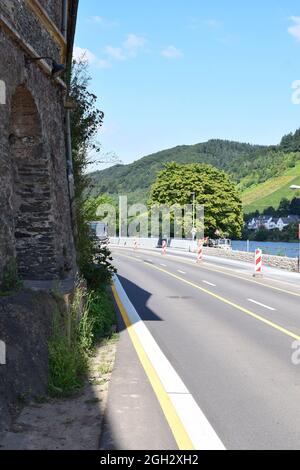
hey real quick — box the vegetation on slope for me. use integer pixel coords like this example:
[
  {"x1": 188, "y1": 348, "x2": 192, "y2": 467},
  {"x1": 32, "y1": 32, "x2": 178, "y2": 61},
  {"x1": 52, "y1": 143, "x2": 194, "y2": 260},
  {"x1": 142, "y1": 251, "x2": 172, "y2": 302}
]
[
  {"x1": 241, "y1": 162, "x2": 300, "y2": 213},
  {"x1": 88, "y1": 129, "x2": 300, "y2": 211},
  {"x1": 89, "y1": 140, "x2": 269, "y2": 204}
]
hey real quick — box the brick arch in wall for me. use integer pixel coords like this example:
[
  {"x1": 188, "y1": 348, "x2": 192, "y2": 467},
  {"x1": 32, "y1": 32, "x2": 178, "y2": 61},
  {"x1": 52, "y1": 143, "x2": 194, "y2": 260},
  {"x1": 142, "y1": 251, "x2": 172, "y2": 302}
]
[{"x1": 9, "y1": 85, "x2": 57, "y2": 280}]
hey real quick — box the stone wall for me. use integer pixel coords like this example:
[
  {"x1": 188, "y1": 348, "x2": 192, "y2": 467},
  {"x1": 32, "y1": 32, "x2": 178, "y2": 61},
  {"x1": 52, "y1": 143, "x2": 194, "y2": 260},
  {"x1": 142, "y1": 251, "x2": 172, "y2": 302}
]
[
  {"x1": 42, "y1": 0, "x2": 63, "y2": 30},
  {"x1": 203, "y1": 247, "x2": 299, "y2": 272},
  {"x1": 0, "y1": 0, "x2": 61, "y2": 63},
  {"x1": 0, "y1": 290, "x2": 62, "y2": 433},
  {"x1": 0, "y1": 1, "x2": 76, "y2": 282}
]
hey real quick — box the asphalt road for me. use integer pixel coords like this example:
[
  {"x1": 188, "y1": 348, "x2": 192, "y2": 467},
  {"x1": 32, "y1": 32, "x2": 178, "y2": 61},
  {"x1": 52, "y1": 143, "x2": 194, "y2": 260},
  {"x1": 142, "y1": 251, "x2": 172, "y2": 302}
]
[{"x1": 111, "y1": 246, "x2": 300, "y2": 450}]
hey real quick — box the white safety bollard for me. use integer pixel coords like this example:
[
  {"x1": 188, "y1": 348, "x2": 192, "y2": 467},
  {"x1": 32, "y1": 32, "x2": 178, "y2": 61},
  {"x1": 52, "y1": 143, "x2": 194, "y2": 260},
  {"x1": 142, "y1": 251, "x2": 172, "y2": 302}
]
[{"x1": 162, "y1": 240, "x2": 167, "y2": 256}]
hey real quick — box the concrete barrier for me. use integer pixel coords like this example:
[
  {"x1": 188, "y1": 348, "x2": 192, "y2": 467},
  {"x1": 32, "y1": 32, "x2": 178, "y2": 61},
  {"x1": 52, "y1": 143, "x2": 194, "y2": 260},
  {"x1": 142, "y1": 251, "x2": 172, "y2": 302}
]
[
  {"x1": 110, "y1": 237, "x2": 198, "y2": 252},
  {"x1": 110, "y1": 237, "x2": 159, "y2": 249}
]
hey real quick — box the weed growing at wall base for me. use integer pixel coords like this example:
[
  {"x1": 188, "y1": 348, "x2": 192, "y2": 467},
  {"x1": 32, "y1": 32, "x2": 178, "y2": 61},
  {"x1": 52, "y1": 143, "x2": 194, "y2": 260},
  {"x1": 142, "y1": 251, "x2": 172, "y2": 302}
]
[
  {"x1": 48, "y1": 283, "x2": 116, "y2": 398},
  {"x1": 48, "y1": 307, "x2": 87, "y2": 397}
]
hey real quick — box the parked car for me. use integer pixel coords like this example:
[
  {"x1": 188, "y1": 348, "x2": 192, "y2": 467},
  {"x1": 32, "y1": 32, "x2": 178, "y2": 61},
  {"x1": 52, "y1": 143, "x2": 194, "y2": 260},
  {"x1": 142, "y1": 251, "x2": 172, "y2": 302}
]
[{"x1": 205, "y1": 238, "x2": 232, "y2": 250}]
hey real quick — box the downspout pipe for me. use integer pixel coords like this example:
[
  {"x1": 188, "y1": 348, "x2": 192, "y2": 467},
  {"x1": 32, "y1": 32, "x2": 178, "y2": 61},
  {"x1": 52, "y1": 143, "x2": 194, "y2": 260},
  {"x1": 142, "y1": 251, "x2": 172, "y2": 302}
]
[
  {"x1": 62, "y1": 0, "x2": 68, "y2": 40},
  {"x1": 62, "y1": 0, "x2": 76, "y2": 223}
]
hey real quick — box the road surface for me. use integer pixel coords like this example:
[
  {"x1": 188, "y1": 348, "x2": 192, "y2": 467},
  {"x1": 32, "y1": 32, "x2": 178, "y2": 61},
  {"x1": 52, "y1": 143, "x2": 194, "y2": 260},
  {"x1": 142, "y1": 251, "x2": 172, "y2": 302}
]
[{"x1": 111, "y1": 246, "x2": 300, "y2": 450}]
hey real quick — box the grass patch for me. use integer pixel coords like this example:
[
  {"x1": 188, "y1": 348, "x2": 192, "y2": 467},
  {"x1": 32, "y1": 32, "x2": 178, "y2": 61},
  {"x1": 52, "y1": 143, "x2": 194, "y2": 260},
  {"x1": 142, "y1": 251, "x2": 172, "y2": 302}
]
[
  {"x1": 48, "y1": 283, "x2": 116, "y2": 398},
  {"x1": 98, "y1": 363, "x2": 113, "y2": 375},
  {"x1": 78, "y1": 286, "x2": 117, "y2": 353},
  {"x1": 48, "y1": 308, "x2": 87, "y2": 397},
  {"x1": 102, "y1": 332, "x2": 119, "y2": 345}
]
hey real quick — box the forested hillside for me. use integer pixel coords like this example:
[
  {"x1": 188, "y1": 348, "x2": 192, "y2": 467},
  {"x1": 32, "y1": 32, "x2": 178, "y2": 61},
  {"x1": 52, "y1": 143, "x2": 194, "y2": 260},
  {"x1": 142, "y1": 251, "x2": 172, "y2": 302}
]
[{"x1": 88, "y1": 129, "x2": 300, "y2": 209}]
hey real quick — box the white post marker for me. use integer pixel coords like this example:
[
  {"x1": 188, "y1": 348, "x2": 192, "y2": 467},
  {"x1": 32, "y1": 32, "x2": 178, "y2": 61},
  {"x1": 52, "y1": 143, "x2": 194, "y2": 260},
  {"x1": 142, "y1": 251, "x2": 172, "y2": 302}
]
[
  {"x1": 197, "y1": 240, "x2": 203, "y2": 263},
  {"x1": 0, "y1": 340, "x2": 6, "y2": 365},
  {"x1": 0, "y1": 80, "x2": 6, "y2": 105},
  {"x1": 134, "y1": 239, "x2": 138, "y2": 250},
  {"x1": 254, "y1": 248, "x2": 263, "y2": 277},
  {"x1": 162, "y1": 240, "x2": 167, "y2": 256}
]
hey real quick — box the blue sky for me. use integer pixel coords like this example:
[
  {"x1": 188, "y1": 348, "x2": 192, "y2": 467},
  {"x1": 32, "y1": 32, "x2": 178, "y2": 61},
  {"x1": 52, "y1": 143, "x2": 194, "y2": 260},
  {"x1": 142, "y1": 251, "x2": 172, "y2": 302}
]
[{"x1": 74, "y1": 0, "x2": 300, "y2": 169}]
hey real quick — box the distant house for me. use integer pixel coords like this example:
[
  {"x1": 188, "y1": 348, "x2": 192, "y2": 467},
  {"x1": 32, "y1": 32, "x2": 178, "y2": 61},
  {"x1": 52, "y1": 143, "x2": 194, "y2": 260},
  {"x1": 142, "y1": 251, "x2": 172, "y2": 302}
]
[
  {"x1": 247, "y1": 215, "x2": 299, "y2": 231},
  {"x1": 247, "y1": 218, "x2": 257, "y2": 230},
  {"x1": 247, "y1": 215, "x2": 273, "y2": 231},
  {"x1": 277, "y1": 215, "x2": 300, "y2": 231},
  {"x1": 267, "y1": 218, "x2": 279, "y2": 230}
]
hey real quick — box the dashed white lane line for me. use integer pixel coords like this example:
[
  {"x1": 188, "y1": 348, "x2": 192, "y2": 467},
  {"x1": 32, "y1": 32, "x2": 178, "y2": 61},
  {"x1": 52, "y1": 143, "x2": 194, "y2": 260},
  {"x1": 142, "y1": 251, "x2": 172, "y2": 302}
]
[
  {"x1": 202, "y1": 280, "x2": 216, "y2": 287},
  {"x1": 160, "y1": 263, "x2": 167, "y2": 267},
  {"x1": 113, "y1": 275, "x2": 226, "y2": 451},
  {"x1": 177, "y1": 270, "x2": 186, "y2": 275},
  {"x1": 247, "y1": 298, "x2": 276, "y2": 311}
]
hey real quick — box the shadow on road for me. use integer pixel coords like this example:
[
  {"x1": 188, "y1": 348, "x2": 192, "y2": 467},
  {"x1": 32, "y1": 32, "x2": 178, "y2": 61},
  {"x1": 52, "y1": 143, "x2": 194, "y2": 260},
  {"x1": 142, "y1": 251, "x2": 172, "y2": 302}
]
[{"x1": 116, "y1": 274, "x2": 164, "y2": 327}]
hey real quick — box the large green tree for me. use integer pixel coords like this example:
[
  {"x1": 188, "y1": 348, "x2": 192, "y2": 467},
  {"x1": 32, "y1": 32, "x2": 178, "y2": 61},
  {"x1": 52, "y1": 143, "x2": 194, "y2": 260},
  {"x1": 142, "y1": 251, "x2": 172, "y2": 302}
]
[{"x1": 149, "y1": 162, "x2": 244, "y2": 238}]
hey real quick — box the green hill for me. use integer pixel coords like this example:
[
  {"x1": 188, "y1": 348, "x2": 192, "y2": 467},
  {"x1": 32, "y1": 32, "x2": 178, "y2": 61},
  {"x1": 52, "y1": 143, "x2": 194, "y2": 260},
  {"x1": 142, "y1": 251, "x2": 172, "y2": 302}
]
[{"x1": 88, "y1": 129, "x2": 300, "y2": 211}]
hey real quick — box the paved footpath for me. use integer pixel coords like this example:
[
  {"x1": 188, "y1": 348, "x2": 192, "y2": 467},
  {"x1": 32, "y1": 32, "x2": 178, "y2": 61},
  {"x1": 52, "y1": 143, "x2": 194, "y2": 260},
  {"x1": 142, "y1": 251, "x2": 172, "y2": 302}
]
[{"x1": 100, "y1": 305, "x2": 177, "y2": 450}]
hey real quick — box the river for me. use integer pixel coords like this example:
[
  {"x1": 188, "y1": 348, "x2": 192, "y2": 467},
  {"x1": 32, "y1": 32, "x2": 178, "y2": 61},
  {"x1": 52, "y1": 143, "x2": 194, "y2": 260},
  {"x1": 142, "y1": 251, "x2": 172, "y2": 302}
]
[{"x1": 232, "y1": 240, "x2": 299, "y2": 258}]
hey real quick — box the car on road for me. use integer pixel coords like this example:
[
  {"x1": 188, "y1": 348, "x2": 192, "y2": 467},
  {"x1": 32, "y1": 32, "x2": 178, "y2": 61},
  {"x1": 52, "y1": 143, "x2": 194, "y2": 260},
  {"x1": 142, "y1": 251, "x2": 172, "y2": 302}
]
[{"x1": 205, "y1": 238, "x2": 232, "y2": 251}]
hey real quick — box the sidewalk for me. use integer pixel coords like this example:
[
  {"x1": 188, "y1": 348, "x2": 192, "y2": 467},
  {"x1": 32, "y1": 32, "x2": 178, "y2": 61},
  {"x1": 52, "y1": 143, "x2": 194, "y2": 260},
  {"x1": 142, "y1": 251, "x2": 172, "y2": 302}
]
[{"x1": 99, "y1": 305, "x2": 177, "y2": 450}]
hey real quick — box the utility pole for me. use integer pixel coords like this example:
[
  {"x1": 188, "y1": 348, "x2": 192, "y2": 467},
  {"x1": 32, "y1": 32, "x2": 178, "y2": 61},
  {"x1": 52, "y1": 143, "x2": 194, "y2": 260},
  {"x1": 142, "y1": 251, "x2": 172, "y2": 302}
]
[{"x1": 191, "y1": 192, "x2": 196, "y2": 240}]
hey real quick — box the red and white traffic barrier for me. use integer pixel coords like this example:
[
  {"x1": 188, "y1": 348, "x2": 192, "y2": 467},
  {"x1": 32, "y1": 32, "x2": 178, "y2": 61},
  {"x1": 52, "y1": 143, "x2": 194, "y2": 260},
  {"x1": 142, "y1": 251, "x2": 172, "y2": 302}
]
[
  {"x1": 162, "y1": 240, "x2": 167, "y2": 256},
  {"x1": 197, "y1": 240, "x2": 203, "y2": 263},
  {"x1": 254, "y1": 248, "x2": 263, "y2": 276}
]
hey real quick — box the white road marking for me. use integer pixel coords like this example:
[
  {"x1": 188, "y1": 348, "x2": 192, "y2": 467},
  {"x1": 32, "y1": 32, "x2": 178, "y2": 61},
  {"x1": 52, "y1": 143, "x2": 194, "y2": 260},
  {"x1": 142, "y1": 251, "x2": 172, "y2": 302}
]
[
  {"x1": 114, "y1": 275, "x2": 225, "y2": 451},
  {"x1": 177, "y1": 270, "x2": 186, "y2": 275},
  {"x1": 160, "y1": 263, "x2": 167, "y2": 267},
  {"x1": 247, "y1": 298, "x2": 276, "y2": 311},
  {"x1": 202, "y1": 280, "x2": 216, "y2": 287}
]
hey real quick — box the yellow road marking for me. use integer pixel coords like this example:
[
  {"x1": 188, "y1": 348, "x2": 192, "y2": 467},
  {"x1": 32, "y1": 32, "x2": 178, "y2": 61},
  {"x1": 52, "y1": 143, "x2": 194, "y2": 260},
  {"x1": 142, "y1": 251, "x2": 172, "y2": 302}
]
[
  {"x1": 114, "y1": 247, "x2": 300, "y2": 298},
  {"x1": 116, "y1": 253, "x2": 300, "y2": 342},
  {"x1": 111, "y1": 284, "x2": 194, "y2": 450}
]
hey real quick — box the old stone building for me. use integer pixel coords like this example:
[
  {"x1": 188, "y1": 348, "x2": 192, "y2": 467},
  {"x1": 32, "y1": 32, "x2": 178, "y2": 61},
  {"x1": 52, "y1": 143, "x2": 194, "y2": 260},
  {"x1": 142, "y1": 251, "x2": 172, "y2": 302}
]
[{"x1": 0, "y1": 0, "x2": 79, "y2": 287}]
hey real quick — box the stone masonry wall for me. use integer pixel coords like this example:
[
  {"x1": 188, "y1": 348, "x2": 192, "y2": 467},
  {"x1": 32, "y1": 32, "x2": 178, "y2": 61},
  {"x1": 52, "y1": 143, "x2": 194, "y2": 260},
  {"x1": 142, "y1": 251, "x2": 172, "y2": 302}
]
[
  {"x1": 0, "y1": 0, "x2": 61, "y2": 63},
  {"x1": 42, "y1": 0, "x2": 63, "y2": 30},
  {"x1": 0, "y1": 1, "x2": 76, "y2": 282},
  {"x1": 0, "y1": 290, "x2": 63, "y2": 433}
]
